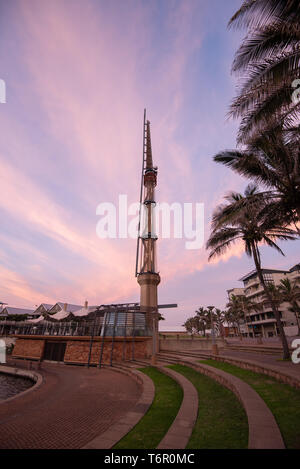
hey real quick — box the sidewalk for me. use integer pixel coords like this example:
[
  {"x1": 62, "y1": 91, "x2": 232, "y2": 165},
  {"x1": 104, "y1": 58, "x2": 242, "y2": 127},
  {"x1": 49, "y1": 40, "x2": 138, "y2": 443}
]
[{"x1": 0, "y1": 362, "x2": 141, "y2": 449}]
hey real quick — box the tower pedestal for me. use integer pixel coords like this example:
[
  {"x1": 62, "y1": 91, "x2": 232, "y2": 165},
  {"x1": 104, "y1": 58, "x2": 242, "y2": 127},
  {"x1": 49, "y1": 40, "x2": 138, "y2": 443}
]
[{"x1": 138, "y1": 273, "x2": 160, "y2": 362}]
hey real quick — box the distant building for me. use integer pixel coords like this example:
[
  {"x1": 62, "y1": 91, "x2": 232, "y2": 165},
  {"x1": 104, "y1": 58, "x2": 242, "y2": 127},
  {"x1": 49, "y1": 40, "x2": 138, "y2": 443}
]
[
  {"x1": 0, "y1": 306, "x2": 36, "y2": 320},
  {"x1": 33, "y1": 304, "x2": 54, "y2": 316},
  {"x1": 227, "y1": 263, "x2": 300, "y2": 338},
  {"x1": 226, "y1": 287, "x2": 245, "y2": 298},
  {"x1": 48, "y1": 302, "x2": 83, "y2": 315}
]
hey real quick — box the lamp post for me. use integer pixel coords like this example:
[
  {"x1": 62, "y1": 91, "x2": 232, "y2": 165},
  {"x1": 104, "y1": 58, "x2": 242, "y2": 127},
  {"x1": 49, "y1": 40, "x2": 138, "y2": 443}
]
[
  {"x1": 151, "y1": 309, "x2": 157, "y2": 365},
  {"x1": 207, "y1": 306, "x2": 219, "y2": 355}
]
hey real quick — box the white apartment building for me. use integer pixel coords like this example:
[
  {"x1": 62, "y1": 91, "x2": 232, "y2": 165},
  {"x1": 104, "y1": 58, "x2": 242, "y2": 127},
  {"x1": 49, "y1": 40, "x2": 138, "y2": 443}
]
[{"x1": 227, "y1": 263, "x2": 300, "y2": 338}]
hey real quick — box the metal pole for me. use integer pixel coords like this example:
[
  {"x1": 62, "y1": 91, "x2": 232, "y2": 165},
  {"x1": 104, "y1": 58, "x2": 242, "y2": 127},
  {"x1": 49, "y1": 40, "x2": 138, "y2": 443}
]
[
  {"x1": 151, "y1": 309, "x2": 158, "y2": 365},
  {"x1": 98, "y1": 312, "x2": 108, "y2": 368},
  {"x1": 208, "y1": 306, "x2": 218, "y2": 355},
  {"x1": 135, "y1": 109, "x2": 146, "y2": 277},
  {"x1": 132, "y1": 312, "x2": 136, "y2": 360},
  {"x1": 210, "y1": 310, "x2": 216, "y2": 345},
  {"x1": 122, "y1": 310, "x2": 127, "y2": 361},
  {"x1": 87, "y1": 312, "x2": 97, "y2": 367},
  {"x1": 110, "y1": 311, "x2": 118, "y2": 366}
]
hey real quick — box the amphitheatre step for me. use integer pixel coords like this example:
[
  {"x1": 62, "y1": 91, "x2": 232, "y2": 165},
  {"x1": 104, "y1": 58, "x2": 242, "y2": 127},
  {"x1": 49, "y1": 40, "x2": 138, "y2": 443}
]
[
  {"x1": 158, "y1": 350, "x2": 300, "y2": 389},
  {"x1": 225, "y1": 345, "x2": 288, "y2": 355},
  {"x1": 172, "y1": 359, "x2": 285, "y2": 449},
  {"x1": 156, "y1": 366, "x2": 198, "y2": 450},
  {"x1": 158, "y1": 350, "x2": 211, "y2": 360}
]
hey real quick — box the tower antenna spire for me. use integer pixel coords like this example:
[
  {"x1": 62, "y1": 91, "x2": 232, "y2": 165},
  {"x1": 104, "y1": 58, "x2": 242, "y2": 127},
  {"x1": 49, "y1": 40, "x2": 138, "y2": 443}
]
[
  {"x1": 136, "y1": 111, "x2": 160, "y2": 364},
  {"x1": 135, "y1": 109, "x2": 147, "y2": 277}
]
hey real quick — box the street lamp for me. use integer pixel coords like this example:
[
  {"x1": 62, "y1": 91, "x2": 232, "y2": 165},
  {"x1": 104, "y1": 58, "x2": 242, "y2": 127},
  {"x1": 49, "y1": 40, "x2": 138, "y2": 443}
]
[{"x1": 207, "y1": 306, "x2": 219, "y2": 355}]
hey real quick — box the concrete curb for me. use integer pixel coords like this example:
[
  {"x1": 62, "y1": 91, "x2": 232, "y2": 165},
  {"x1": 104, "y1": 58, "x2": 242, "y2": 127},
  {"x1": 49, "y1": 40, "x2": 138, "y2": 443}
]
[
  {"x1": 156, "y1": 366, "x2": 198, "y2": 450},
  {"x1": 159, "y1": 350, "x2": 300, "y2": 390},
  {"x1": 174, "y1": 358, "x2": 285, "y2": 449},
  {"x1": 82, "y1": 366, "x2": 155, "y2": 449},
  {"x1": 0, "y1": 364, "x2": 43, "y2": 404},
  {"x1": 212, "y1": 355, "x2": 300, "y2": 390}
]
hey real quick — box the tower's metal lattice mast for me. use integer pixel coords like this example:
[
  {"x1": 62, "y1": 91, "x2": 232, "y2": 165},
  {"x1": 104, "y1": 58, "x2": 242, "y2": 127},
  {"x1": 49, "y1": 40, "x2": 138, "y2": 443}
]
[{"x1": 136, "y1": 110, "x2": 158, "y2": 277}]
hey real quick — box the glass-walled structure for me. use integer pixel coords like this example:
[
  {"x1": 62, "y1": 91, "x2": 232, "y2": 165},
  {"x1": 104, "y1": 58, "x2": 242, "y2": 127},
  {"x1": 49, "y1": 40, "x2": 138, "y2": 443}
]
[{"x1": 0, "y1": 303, "x2": 152, "y2": 338}]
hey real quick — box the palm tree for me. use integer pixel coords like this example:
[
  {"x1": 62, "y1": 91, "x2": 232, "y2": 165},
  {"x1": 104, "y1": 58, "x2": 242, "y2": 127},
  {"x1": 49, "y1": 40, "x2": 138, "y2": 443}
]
[
  {"x1": 206, "y1": 184, "x2": 297, "y2": 359},
  {"x1": 183, "y1": 314, "x2": 205, "y2": 336},
  {"x1": 238, "y1": 294, "x2": 260, "y2": 336},
  {"x1": 195, "y1": 307, "x2": 209, "y2": 337},
  {"x1": 214, "y1": 308, "x2": 226, "y2": 340},
  {"x1": 183, "y1": 317, "x2": 197, "y2": 335},
  {"x1": 278, "y1": 277, "x2": 300, "y2": 335},
  {"x1": 226, "y1": 295, "x2": 258, "y2": 337},
  {"x1": 226, "y1": 295, "x2": 244, "y2": 339},
  {"x1": 228, "y1": 0, "x2": 300, "y2": 143},
  {"x1": 224, "y1": 310, "x2": 238, "y2": 337},
  {"x1": 214, "y1": 129, "x2": 300, "y2": 231}
]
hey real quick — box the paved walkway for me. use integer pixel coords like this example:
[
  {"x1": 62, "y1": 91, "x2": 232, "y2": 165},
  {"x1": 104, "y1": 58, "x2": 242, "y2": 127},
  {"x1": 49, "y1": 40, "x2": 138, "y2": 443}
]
[
  {"x1": 218, "y1": 349, "x2": 300, "y2": 380},
  {"x1": 83, "y1": 366, "x2": 155, "y2": 449},
  {"x1": 0, "y1": 362, "x2": 141, "y2": 449}
]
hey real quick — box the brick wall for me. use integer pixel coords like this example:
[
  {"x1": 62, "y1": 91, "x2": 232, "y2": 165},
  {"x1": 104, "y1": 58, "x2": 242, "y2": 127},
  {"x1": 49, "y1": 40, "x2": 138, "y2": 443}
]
[
  {"x1": 12, "y1": 338, "x2": 45, "y2": 360},
  {"x1": 64, "y1": 338, "x2": 152, "y2": 365},
  {"x1": 11, "y1": 336, "x2": 152, "y2": 364}
]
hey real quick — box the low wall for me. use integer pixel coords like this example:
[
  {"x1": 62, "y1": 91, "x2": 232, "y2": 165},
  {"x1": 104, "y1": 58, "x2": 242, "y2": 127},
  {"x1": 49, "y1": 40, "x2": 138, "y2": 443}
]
[
  {"x1": 0, "y1": 364, "x2": 43, "y2": 403},
  {"x1": 64, "y1": 337, "x2": 152, "y2": 365},
  {"x1": 12, "y1": 335, "x2": 152, "y2": 365},
  {"x1": 13, "y1": 338, "x2": 45, "y2": 360},
  {"x1": 159, "y1": 337, "x2": 224, "y2": 352}
]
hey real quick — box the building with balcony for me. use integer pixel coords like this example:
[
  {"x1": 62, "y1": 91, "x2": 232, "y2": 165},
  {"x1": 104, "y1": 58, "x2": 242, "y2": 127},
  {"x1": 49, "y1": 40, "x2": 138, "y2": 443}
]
[{"x1": 227, "y1": 263, "x2": 300, "y2": 338}]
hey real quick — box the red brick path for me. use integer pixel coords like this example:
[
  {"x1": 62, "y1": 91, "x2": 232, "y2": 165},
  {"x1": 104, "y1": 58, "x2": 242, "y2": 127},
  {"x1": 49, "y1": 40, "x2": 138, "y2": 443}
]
[{"x1": 0, "y1": 362, "x2": 141, "y2": 449}]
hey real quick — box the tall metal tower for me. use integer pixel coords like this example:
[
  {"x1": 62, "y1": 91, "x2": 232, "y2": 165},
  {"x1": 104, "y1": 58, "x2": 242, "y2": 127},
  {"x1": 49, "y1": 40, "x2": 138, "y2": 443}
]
[{"x1": 136, "y1": 111, "x2": 160, "y2": 361}]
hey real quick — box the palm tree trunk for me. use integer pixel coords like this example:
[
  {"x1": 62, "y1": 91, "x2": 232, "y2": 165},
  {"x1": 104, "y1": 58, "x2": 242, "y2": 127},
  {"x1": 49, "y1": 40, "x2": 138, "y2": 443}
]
[
  {"x1": 238, "y1": 322, "x2": 243, "y2": 340},
  {"x1": 292, "y1": 302, "x2": 300, "y2": 336},
  {"x1": 296, "y1": 208, "x2": 300, "y2": 228},
  {"x1": 251, "y1": 241, "x2": 290, "y2": 359}
]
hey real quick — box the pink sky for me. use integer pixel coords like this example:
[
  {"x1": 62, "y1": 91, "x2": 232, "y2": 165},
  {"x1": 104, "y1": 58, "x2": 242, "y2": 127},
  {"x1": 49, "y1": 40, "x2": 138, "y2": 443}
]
[{"x1": 0, "y1": 0, "x2": 298, "y2": 329}]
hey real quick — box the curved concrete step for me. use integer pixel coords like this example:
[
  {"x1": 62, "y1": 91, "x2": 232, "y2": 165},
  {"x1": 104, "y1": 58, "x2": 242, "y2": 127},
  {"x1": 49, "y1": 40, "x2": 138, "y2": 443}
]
[
  {"x1": 158, "y1": 350, "x2": 300, "y2": 390},
  {"x1": 168, "y1": 358, "x2": 285, "y2": 449},
  {"x1": 156, "y1": 366, "x2": 198, "y2": 450}
]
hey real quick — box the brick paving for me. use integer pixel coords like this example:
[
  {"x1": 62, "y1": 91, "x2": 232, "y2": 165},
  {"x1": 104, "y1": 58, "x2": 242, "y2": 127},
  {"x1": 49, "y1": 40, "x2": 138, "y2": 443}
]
[
  {"x1": 0, "y1": 362, "x2": 141, "y2": 449},
  {"x1": 83, "y1": 366, "x2": 155, "y2": 449}
]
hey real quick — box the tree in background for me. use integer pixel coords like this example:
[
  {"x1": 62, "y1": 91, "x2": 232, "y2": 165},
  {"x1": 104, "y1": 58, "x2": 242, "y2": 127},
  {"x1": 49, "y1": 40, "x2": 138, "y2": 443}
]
[
  {"x1": 206, "y1": 184, "x2": 297, "y2": 359},
  {"x1": 278, "y1": 277, "x2": 300, "y2": 335},
  {"x1": 228, "y1": 0, "x2": 300, "y2": 144}
]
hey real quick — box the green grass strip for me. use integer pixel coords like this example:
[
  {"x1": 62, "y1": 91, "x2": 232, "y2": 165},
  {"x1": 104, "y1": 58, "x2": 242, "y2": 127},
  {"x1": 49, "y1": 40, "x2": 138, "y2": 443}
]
[
  {"x1": 200, "y1": 359, "x2": 300, "y2": 449},
  {"x1": 169, "y1": 364, "x2": 248, "y2": 449},
  {"x1": 113, "y1": 366, "x2": 183, "y2": 449}
]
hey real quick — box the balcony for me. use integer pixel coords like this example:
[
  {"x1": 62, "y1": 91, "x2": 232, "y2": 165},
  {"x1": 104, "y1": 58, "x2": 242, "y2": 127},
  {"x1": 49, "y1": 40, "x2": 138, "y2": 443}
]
[{"x1": 244, "y1": 277, "x2": 260, "y2": 288}]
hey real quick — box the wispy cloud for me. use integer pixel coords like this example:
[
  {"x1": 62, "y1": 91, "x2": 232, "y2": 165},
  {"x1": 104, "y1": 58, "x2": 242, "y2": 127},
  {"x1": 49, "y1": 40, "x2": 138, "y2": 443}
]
[{"x1": 1, "y1": 0, "x2": 294, "y2": 326}]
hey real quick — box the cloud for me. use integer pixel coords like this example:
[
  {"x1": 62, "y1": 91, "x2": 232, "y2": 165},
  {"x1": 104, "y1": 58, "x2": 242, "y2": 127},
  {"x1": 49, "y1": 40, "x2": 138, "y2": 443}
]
[{"x1": 0, "y1": 0, "x2": 285, "y2": 323}]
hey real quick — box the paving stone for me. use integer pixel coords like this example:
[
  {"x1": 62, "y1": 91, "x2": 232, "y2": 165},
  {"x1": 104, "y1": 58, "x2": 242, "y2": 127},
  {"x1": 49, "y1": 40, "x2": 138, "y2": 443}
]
[{"x1": 0, "y1": 361, "x2": 141, "y2": 449}]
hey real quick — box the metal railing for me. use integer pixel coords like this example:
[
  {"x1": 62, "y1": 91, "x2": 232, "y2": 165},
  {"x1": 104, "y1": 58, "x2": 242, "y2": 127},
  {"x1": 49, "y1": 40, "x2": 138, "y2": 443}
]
[{"x1": 0, "y1": 312, "x2": 152, "y2": 338}]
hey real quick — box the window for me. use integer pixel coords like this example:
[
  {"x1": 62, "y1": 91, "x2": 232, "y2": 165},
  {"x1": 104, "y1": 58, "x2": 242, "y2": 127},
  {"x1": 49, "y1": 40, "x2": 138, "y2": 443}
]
[{"x1": 263, "y1": 273, "x2": 274, "y2": 285}]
